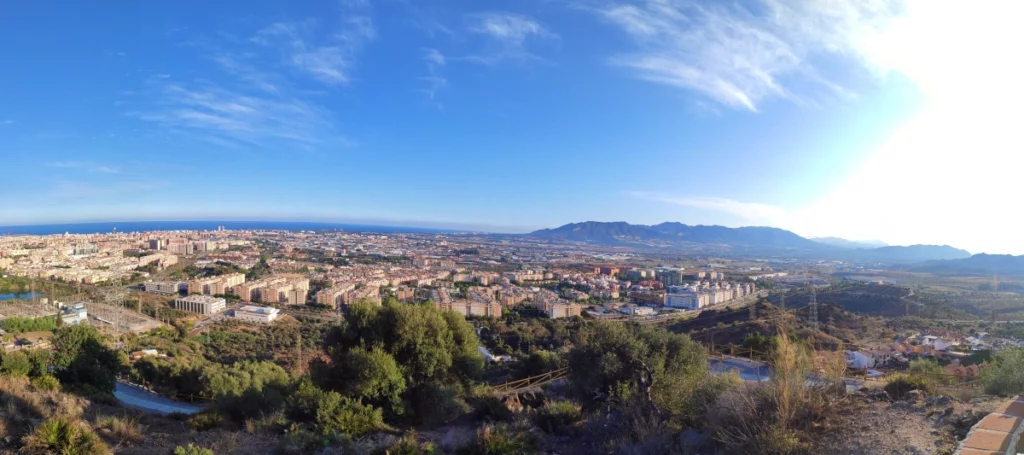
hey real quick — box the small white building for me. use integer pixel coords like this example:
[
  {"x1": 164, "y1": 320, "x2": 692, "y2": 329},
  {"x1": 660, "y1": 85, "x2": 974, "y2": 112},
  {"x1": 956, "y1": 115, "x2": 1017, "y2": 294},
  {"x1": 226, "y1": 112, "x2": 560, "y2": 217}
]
[
  {"x1": 845, "y1": 350, "x2": 875, "y2": 369},
  {"x1": 233, "y1": 305, "x2": 279, "y2": 324}
]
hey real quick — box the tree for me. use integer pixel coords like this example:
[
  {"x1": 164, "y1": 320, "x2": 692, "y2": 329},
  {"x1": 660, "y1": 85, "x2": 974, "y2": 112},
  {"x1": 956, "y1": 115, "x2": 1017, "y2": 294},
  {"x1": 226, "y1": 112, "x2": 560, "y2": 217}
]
[
  {"x1": 319, "y1": 301, "x2": 483, "y2": 424},
  {"x1": 567, "y1": 322, "x2": 707, "y2": 418},
  {"x1": 982, "y1": 347, "x2": 1024, "y2": 395},
  {"x1": 336, "y1": 347, "x2": 406, "y2": 416},
  {"x1": 52, "y1": 325, "x2": 120, "y2": 394}
]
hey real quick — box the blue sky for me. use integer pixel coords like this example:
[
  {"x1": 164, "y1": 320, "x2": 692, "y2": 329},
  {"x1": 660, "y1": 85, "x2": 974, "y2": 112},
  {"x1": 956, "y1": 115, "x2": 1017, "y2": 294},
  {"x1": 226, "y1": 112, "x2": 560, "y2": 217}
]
[{"x1": 2, "y1": 1, "x2": 1022, "y2": 253}]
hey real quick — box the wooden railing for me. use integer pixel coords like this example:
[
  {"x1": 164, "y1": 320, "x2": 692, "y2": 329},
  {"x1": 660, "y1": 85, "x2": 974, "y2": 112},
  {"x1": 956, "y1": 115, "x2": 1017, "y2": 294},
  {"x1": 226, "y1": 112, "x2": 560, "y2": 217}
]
[{"x1": 492, "y1": 367, "x2": 569, "y2": 396}]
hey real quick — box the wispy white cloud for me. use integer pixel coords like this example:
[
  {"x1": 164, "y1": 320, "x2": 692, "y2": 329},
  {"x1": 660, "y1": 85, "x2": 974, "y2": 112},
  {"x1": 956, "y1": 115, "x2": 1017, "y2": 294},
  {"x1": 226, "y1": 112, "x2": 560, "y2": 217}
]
[
  {"x1": 462, "y1": 12, "x2": 558, "y2": 65},
  {"x1": 253, "y1": 5, "x2": 376, "y2": 86},
  {"x1": 420, "y1": 48, "x2": 448, "y2": 103},
  {"x1": 46, "y1": 161, "x2": 123, "y2": 174},
  {"x1": 135, "y1": 82, "x2": 341, "y2": 147},
  {"x1": 589, "y1": 0, "x2": 906, "y2": 111},
  {"x1": 630, "y1": 191, "x2": 790, "y2": 227},
  {"x1": 132, "y1": 9, "x2": 367, "y2": 149}
]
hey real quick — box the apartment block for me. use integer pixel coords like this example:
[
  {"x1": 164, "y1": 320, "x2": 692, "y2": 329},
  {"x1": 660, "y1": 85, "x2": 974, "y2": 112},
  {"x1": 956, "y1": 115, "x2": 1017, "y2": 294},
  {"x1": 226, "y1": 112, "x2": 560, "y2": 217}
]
[
  {"x1": 144, "y1": 280, "x2": 187, "y2": 295},
  {"x1": 437, "y1": 301, "x2": 502, "y2": 318}
]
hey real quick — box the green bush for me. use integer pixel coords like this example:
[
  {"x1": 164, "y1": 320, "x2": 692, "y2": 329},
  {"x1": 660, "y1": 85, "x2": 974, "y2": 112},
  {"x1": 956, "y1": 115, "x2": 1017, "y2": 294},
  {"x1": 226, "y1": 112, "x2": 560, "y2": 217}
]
[
  {"x1": 531, "y1": 400, "x2": 582, "y2": 435},
  {"x1": 472, "y1": 396, "x2": 515, "y2": 423},
  {"x1": 31, "y1": 375, "x2": 61, "y2": 391},
  {"x1": 885, "y1": 374, "x2": 930, "y2": 400},
  {"x1": 186, "y1": 411, "x2": 230, "y2": 432},
  {"x1": 23, "y1": 416, "x2": 110, "y2": 455},
  {"x1": 317, "y1": 393, "x2": 385, "y2": 436},
  {"x1": 1, "y1": 315, "x2": 58, "y2": 334},
  {"x1": 277, "y1": 426, "x2": 361, "y2": 455},
  {"x1": 375, "y1": 432, "x2": 441, "y2": 455},
  {"x1": 173, "y1": 444, "x2": 214, "y2": 455},
  {"x1": 982, "y1": 347, "x2": 1024, "y2": 395},
  {"x1": 455, "y1": 423, "x2": 540, "y2": 455},
  {"x1": 2, "y1": 350, "x2": 33, "y2": 377},
  {"x1": 413, "y1": 383, "x2": 470, "y2": 427}
]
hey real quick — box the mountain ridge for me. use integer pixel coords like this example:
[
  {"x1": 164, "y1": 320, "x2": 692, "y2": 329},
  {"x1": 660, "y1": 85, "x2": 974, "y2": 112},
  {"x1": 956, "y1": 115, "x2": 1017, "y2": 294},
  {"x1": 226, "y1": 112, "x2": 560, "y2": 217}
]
[{"x1": 527, "y1": 221, "x2": 970, "y2": 262}]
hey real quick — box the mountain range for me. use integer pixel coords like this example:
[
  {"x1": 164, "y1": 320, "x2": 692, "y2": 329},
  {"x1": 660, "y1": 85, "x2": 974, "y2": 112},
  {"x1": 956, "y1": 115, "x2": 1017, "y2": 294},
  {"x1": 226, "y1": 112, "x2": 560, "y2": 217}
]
[
  {"x1": 911, "y1": 254, "x2": 1024, "y2": 276},
  {"x1": 527, "y1": 221, "x2": 971, "y2": 262},
  {"x1": 811, "y1": 237, "x2": 888, "y2": 249}
]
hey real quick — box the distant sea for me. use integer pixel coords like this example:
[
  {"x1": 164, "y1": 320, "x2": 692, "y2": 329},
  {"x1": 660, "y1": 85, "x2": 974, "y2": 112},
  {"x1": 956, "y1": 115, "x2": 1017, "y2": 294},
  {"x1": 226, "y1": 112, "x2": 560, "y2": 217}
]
[{"x1": 0, "y1": 221, "x2": 458, "y2": 236}]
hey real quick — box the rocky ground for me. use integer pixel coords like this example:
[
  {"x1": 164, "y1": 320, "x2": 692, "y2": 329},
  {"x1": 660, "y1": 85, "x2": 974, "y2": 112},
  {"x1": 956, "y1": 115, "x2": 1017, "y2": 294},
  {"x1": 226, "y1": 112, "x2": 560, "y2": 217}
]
[{"x1": 820, "y1": 388, "x2": 1004, "y2": 455}]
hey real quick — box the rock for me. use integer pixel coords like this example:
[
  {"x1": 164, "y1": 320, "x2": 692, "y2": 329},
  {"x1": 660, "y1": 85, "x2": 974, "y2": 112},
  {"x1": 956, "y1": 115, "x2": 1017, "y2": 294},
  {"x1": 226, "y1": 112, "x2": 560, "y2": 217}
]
[
  {"x1": 859, "y1": 387, "x2": 870, "y2": 393},
  {"x1": 935, "y1": 395, "x2": 952, "y2": 406},
  {"x1": 909, "y1": 390, "x2": 925, "y2": 400},
  {"x1": 943, "y1": 407, "x2": 954, "y2": 416},
  {"x1": 935, "y1": 440, "x2": 943, "y2": 447}
]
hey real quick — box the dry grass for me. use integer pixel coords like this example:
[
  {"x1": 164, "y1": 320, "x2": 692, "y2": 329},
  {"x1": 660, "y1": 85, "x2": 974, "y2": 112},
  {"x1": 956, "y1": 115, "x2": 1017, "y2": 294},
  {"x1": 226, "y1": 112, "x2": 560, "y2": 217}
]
[
  {"x1": 708, "y1": 330, "x2": 848, "y2": 455},
  {"x1": 96, "y1": 415, "x2": 145, "y2": 444}
]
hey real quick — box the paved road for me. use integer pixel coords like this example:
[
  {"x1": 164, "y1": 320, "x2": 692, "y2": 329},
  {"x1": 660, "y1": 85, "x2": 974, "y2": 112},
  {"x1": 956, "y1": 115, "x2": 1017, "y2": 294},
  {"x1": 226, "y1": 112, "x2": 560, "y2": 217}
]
[{"x1": 114, "y1": 381, "x2": 206, "y2": 415}]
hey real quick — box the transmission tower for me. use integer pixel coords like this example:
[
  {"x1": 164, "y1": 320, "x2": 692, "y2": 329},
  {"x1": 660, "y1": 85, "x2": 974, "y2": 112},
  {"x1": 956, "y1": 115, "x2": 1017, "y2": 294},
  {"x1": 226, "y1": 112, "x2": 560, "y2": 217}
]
[
  {"x1": 808, "y1": 285, "x2": 819, "y2": 331},
  {"x1": 104, "y1": 280, "x2": 128, "y2": 351}
]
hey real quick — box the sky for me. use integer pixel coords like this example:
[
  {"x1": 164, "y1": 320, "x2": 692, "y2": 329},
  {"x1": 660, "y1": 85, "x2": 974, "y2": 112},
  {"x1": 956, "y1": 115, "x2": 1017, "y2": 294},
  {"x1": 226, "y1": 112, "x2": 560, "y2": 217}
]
[{"x1": 1, "y1": 0, "x2": 1022, "y2": 254}]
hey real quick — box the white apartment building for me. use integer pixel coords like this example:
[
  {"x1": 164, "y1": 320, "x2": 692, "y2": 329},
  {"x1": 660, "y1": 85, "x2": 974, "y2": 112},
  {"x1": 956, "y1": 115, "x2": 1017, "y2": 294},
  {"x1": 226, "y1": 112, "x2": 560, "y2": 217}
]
[{"x1": 234, "y1": 305, "x2": 279, "y2": 324}]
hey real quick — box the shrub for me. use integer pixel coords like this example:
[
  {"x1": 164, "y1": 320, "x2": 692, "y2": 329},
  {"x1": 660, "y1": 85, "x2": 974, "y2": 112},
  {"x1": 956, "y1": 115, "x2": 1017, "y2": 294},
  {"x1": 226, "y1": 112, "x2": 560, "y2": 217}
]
[
  {"x1": 286, "y1": 377, "x2": 386, "y2": 436},
  {"x1": 173, "y1": 444, "x2": 214, "y2": 455},
  {"x1": 375, "y1": 432, "x2": 442, "y2": 455},
  {"x1": 96, "y1": 415, "x2": 144, "y2": 443},
  {"x1": 413, "y1": 383, "x2": 470, "y2": 427},
  {"x1": 317, "y1": 393, "x2": 385, "y2": 436},
  {"x1": 455, "y1": 423, "x2": 540, "y2": 455},
  {"x1": 707, "y1": 331, "x2": 845, "y2": 454},
  {"x1": 276, "y1": 426, "x2": 364, "y2": 455},
  {"x1": 31, "y1": 375, "x2": 61, "y2": 391},
  {"x1": 471, "y1": 396, "x2": 515, "y2": 423},
  {"x1": 1, "y1": 350, "x2": 33, "y2": 377},
  {"x1": 885, "y1": 375, "x2": 930, "y2": 400},
  {"x1": 187, "y1": 411, "x2": 230, "y2": 431},
  {"x1": 531, "y1": 400, "x2": 582, "y2": 435},
  {"x1": 23, "y1": 416, "x2": 110, "y2": 455},
  {"x1": 982, "y1": 347, "x2": 1024, "y2": 396}
]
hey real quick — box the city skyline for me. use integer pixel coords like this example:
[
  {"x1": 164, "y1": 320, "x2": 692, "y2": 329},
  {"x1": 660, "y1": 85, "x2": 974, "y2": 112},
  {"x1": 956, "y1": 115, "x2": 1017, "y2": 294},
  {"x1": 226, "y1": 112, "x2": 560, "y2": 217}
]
[{"x1": 2, "y1": 1, "x2": 1022, "y2": 254}]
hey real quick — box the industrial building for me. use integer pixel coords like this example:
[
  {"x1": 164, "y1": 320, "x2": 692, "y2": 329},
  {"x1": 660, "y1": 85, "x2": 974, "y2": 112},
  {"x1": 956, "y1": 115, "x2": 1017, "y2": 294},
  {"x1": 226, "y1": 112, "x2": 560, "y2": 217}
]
[
  {"x1": 233, "y1": 305, "x2": 279, "y2": 324},
  {"x1": 172, "y1": 295, "x2": 226, "y2": 315}
]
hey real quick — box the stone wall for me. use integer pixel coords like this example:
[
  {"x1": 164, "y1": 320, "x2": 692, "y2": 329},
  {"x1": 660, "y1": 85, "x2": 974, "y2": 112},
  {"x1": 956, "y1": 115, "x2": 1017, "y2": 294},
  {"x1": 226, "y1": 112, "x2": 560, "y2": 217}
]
[{"x1": 955, "y1": 395, "x2": 1024, "y2": 455}]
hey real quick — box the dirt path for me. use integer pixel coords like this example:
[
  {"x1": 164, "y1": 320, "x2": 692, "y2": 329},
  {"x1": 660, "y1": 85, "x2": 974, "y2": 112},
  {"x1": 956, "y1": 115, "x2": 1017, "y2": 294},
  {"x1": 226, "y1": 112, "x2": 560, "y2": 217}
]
[{"x1": 820, "y1": 391, "x2": 1003, "y2": 455}]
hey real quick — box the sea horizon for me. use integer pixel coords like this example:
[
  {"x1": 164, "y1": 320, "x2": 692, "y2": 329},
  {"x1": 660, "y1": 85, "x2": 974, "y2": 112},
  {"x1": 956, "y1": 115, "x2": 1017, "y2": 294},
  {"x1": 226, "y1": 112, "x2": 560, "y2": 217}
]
[{"x1": 0, "y1": 220, "x2": 472, "y2": 236}]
